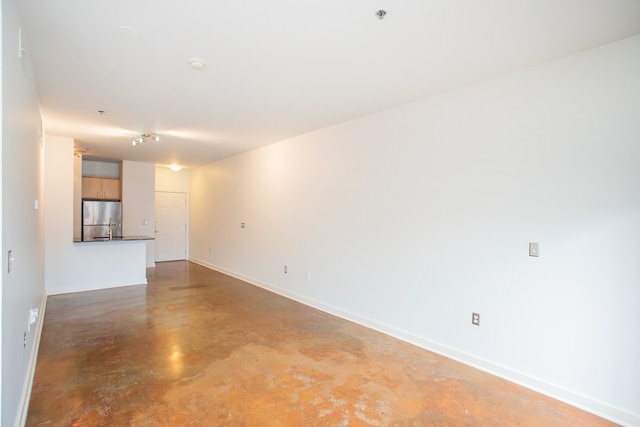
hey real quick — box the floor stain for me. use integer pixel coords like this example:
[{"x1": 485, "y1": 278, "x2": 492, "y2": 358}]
[{"x1": 27, "y1": 261, "x2": 616, "y2": 426}]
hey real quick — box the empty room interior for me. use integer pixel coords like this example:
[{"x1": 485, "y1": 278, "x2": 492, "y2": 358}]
[{"x1": 2, "y1": 0, "x2": 640, "y2": 426}]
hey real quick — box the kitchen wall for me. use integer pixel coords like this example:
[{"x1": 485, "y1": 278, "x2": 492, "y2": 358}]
[
  {"x1": 1, "y1": 0, "x2": 47, "y2": 424},
  {"x1": 189, "y1": 36, "x2": 640, "y2": 424},
  {"x1": 82, "y1": 159, "x2": 120, "y2": 178},
  {"x1": 73, "y1": 159, "x2": 121, "y2": 239},
  {"x1": 122, "y1": 161, "x2": 156, "y2": 267},
  {"x1": 156, "y1": 165, "x2": 190, "y2": 193},
  {"x1": 73, "y1": 154, "x2": 82, "y2": 240}
]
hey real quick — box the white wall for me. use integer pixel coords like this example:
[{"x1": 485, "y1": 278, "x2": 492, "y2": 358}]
[
  {"x1": 82, "y1": 159, "x2": 120, "y2": 178},
  {"x1": 1, "y1": 0, "x2": 47, "y2": 425},
  {"x1": 44, "y1": 137, "x2": 148, "y2": 295},
  {"x1": 189, "y1": 36, "x2": 640, "y2": 425},
  {"x1": 122, "y1": 161, "x2": 156, "y2": 267},
  {"x1": 72, "y1": 154, "x2": 81, "y2": 240},
  {"x1": 156, "y1": 165, "x2": 190, "y2": 193}
]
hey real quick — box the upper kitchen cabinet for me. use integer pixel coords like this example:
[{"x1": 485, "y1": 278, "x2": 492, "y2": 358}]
[
  {"x1": 82, "y1": 159, "x2": 122, "y2": 200},
  {"x1": 82, "y1": 177, "x2": 121, "y2": 200}
]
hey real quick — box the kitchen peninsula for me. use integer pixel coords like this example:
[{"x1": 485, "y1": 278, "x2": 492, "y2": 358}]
[
  {"x1": 58, "y1": 236, "x2": 152, "y2": 295},
  {"x1": 44, "y1": 136, "x2": 156, "y2": 295}
]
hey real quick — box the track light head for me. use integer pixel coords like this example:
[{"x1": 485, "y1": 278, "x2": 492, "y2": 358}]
[{"x1": 132, "y1": 132, "x2": 159, "y2": 146}]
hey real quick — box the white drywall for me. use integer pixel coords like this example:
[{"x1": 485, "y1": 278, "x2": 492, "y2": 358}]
[
  {"x1": 44, "y1": 137, "x2": 148, "y2": 295},
  {"x1": 81, "y1": 159, "x2": 120, "y2": 179},
  {"x1": 155, "y1": 165, "x2": 190, "y2": 193},
  {"x1": 122, "y1": 161, "x2": 156, "y2": 267},
  {"x1": 189, "y1": 36, "x2": 640, "y2": 424},
  {"x1": 72, "y1": 154, "x2": 82, "y2": 240},
  {"x1": 1, "y1": 1, "x2": 47, "y2": 425}
]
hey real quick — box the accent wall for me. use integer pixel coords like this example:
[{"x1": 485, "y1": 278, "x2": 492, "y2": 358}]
[
  {"x1": 1, "y1": 0, "x2": 47, "y2": 424},
  {"x1": 189, "y1": 36, "x2": 640, "y2": 424}
]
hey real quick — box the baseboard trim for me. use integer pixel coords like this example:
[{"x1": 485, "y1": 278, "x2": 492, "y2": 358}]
[
  {"x1": 47, "y1": 279, "x2": 147, "y2": 296},
  {"x1": 17, "y1": 293, "x2": 47, "y2": 427},
  {"x1": 189, "y1": 257, "x2": 639, "y2": 427}
]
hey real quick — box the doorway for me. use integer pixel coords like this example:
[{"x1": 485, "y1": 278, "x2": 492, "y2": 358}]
[{"x1": 155, "y1": 191, "x2": 186, "y2": 262}]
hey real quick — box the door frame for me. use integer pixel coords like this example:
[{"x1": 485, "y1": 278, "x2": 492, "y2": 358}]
[{"x1": 154, "y1": 191, "x2": 188, "y2": 262}]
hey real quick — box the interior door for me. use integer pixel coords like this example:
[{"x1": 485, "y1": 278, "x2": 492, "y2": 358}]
[{"x1": 155, "y1": 191, "x2": 186, "y2": 262}]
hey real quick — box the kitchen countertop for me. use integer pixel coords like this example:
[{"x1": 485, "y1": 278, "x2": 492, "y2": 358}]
[{"x1": 74, "y1": 235, "x2": 155, "y2": 243}]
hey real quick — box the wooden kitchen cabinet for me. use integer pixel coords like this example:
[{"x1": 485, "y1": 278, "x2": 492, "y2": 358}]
[
  {"x1": 82, "y1": 177, "x2": 101, "y2": 199},
  {"x1": 82, "y1": 177, "x2": 121, "y2": 200},
  {"x1": 101, "y1": 178, "x2": 121, "y2": 199}
]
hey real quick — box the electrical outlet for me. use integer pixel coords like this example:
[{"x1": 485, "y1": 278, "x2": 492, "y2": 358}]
[
  {"x1": 472, "y1": 312, "x2": 480, "y2": 326},
  {"x1": 240, "y1": 222, "x2": 246, "y2": 229},
  {"x1": 27, "y1": 308, "x2": 39, "y2": 333},
  {"x1": 284, "y1": 266, "x2": 287, "y2": 274}
]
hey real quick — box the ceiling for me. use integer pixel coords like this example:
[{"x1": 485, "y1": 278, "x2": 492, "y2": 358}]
[{"x1": 18, "y1": 0, "x2": 640, "y2": 169}]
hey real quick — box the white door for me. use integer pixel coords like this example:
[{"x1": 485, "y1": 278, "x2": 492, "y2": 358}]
[{"x1": 155, "y1": 192, "x2": 186, "y2": 262}]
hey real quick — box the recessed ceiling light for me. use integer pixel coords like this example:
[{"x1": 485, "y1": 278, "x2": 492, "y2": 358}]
[
  {"x1": 188, "y1": 58, "x2": 207, "y2": 71},
  {"x1": 118, "y1": 26, "x2": 140, "y2": 38},
  {"x1": 169, "y1": 164, "x2": 182, "y2": 172}
]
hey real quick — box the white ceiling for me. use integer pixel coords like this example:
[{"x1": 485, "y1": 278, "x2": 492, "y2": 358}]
[{"x1": 18, "y1": 0, "x2": 640, "y2": 169}]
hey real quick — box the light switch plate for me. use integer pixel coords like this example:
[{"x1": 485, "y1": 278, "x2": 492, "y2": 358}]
[
  {"x1": 18, "y1": 29, "x2": 25, "y2": 59},
  {"x1": 8, "y1": 250, "x2": 14, "y2": 273},
  {"x1": 529, "y1": 242, "x2": 540, "y2": 257}
]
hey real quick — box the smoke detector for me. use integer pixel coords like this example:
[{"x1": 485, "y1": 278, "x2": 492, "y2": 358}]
[
  {"x1": 375, "y1": 10, "x2": 387, "y2": 20},
  {"x1": 188, "y1": 58, "x2": 207, "y2": 71}
]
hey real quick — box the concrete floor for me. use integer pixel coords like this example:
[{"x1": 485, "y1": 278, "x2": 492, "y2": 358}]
[{"x1": 27, "y1": 261, "x2": 614, "y2": 426}]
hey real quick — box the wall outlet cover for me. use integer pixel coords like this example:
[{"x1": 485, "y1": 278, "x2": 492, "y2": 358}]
[
  {"x1": 529, "y1": 242, "x2": 540, "y2": 257},
  {"x1": 472, "y1": 312, "x2": 480, "y2": 326}
]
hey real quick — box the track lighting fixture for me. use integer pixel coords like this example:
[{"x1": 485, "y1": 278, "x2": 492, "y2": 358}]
[
  {"x1": 132, "y1": 132, "x2": 160, "y2": 146},
  {"x1": 73, "y1": 148, "x2": 88, "y2": 158}
]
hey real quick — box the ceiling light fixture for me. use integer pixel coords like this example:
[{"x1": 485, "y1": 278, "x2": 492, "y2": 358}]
[
  {"x1": 118, "y1": 26, "x2": 140, "y2": 38},
  {"x1": 132, "y1": 132, "x2": 160, "y2": 146},
  {"x1": 188, "y1": 58, "x2": 207, "y2": 71},
  {"x1": 375, "y1": 9, "x2": 387, "y2": 20},
  {"x1": 168, "y1": 164, "x2": 182, "y2": 172},
  {"x1": 73, "y1": 148, "x2": 88, "y2": 158}
]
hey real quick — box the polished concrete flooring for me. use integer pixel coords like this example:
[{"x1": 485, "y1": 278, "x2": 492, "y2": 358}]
[{"x1": 27, "y1": 261, "x2": 614, "y2": 426}]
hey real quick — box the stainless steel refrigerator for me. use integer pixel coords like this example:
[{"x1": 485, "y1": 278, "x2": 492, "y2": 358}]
[{"x1": 82, "y1": 200, "x2": 122, "y2": 241}]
